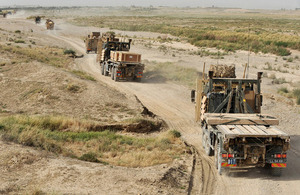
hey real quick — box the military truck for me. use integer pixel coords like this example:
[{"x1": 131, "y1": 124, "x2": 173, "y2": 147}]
[
  {"x1": 97, "y1": 33, "x2": 144, "y2": 82},
  {"x1": 46, "y1": 19, "x2": 54, "y2": 30},
  {"x1": 35, "y1": 16, "x2": 41, "y2": 24},
  {"x1": 191, "y1": 65, "x2": 290, "y2": 176},
  {"x1": 84, "y1": 32, "x2": 100, "y2": 54}
]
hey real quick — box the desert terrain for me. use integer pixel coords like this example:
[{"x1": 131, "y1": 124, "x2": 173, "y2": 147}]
[{"x1": 0, "y1": 7, "x2": 300, "y2": 195}]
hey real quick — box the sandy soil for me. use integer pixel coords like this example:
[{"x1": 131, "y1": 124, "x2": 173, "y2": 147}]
[{"x1": 1, "y1": 10, "x2": 300, "y2": 195}]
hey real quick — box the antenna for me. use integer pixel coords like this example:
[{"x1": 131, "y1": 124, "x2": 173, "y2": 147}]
[{"x1": 247, "y1": 19, "x2": 251, "y2": 78}]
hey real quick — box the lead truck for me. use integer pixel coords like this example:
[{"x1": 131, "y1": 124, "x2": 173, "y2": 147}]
[{"x1": 191, "y1": 65, "x2": 290, "y2": 176}]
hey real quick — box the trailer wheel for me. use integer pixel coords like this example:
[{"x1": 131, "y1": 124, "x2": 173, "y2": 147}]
[
  {"x1": 271, "y1": 168, "x2": 282, "y2": 177},
  {"x1": 203, "y1": 133, "x2": 213, "y2": 156},
  {"x1": 111, "y1": 67, "x2": 115, "y2": 80}
]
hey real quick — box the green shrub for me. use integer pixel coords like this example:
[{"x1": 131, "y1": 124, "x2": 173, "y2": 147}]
[
  {"x1": 293, "y1": 89, "x2": 300, "y2": 105},
  {"x1": 278, "y1": 87, "x2": 289, "y2": 94},
  {"x1": 14, "y1": 40, "x2": 25, "y2": 44},
  {"x1": 170, "y1": 130, "x2": 181, "y2": 138},
  {"x1": 79, "y1": 152, "x2": 100, "y2": 163},
  {"x1": 14, "y1": 30, "x2": 21, "y2": 33},
  {"x1": 63, "y1": 49, "x2": 76, "y2": 55}
]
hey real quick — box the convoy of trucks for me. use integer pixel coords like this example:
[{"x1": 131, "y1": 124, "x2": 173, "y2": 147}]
[
  {"x1": 191, "y1": 65, "x2": 290, "y2": 176},
  {"x1": 5, "y1": 12, "x2": 288, "y2": 176}
]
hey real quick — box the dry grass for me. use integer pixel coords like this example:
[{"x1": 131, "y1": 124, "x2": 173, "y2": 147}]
[
  {"x1": 0, "y1": 115, "x2": 187, "y2": 167},
  {"x1": 72, "y1": 13, "x2": 300, "y2": 56},
  {"x1": 0, "y1": 44, "x2": 72, "y2": 68}
]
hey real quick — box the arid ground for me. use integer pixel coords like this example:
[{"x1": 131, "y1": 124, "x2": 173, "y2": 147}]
[{"x1": 0, "y1": 7, "x2": 300, "y2": 195}]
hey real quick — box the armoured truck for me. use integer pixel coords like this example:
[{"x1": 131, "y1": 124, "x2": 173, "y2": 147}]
[
  {"x1": 97, "y1": 33, "x2": 144, "y2": 82},
  {"x1": 84, "y1": 32, "x2": 100, "y2": 54},
  {"x1": 191, "y1": 65, "x2": 290, "y2": 176},
  {"x1": 46, "y1": 19, "x2": 54, "y2": 30}
]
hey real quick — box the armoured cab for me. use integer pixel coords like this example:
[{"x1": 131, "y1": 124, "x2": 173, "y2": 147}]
[{"x1": 204, "y1": 71, "x2": 263, "y2": 115}]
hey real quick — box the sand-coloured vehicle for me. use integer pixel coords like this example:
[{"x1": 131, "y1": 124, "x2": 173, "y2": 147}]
[
  {"x1": 191, "y1": 65, "x2": 290, "y2": 176},
  {"x1": 97, "y1": 33, "x2": 144, "y2": 82},
  {"x1": 46, "y1": 19, "x2": 54, "y2": 30},
  {"x1": 84, "y1": 32, "x2": 100, "y2": 54}
]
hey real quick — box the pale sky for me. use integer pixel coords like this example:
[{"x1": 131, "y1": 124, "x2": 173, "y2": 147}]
[{"x1": 1, "y1": 0, "x2": 300, "y2": 10}]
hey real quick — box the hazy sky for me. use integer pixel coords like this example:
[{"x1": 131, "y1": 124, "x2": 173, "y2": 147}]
[{"x1": 1, "y1": 0, "x2": 300, "y2": 10}]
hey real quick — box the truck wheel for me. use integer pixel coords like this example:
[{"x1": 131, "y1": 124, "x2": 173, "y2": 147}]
[
  {"x1": 104, "y1": 64, "x2": 109, "y2": 76},
  {"x1": 111, "y1": 67, "x2": 115, "y2": 80},
  {"x1": 101, "y1": 65, "x2": 104, "y2": 75},
  {"x1": 203, "y1": 133, "x2": 213, "y2": 156},
  {"x1": 215, "y1": 140, "x2": 223, "y2": 175},
  {"x1": 135, "y1": 78, "x2": 141, "y2": 82},
  {"x1": 202, "y1": 131, "x2": 206, "y2": 149},
  {"x1": 214, "y1": 140, "x2": 219, "y2": 169},
  {"x1": 114, "y1": 69, "x2": 119, "y2": 82},
  {"x1": 271, "y1": 168, "x2": 282, "y2": 177}
]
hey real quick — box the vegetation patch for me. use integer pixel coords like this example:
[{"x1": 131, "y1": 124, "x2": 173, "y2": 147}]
[
  {"x1": 0, "y1": 44, "x2": 72, "y2": 68},
  {"x1": 71, "y1": 70, "x2": 96, "y2": 81},
  {"x1": 0, "y1": 115, "x2": 186, "y2": 167},
  {"x1": 72, "y1": 15, "x2": 300, "y2": 56}
]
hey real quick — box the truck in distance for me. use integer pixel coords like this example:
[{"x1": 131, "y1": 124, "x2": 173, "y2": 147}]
[
  {"x1": 45, "y1": 19, "x2": 54, "y2": 30},
  {"x1": 84, "y1": 32, "x2": 100, "y2": 54}
]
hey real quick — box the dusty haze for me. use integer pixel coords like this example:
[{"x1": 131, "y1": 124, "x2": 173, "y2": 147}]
[{"x1": 1, "y1": 0, "x2": 300, "y2": 9}]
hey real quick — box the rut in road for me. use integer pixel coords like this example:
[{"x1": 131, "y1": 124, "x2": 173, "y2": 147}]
[{"x1": 48, "y1": 31, "x2": 226, "y2": 194}]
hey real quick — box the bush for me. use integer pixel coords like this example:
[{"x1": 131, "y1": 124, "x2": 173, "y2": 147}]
[
  {"x1": 293, "y1": 89, "x2": 300, "y2": 105},
  {"x1": 170, "y1": 130, "x2": 181, "y2": 138},
  {"x1": 278, "y1": 87, "x2": 289, "y2": 94},
  {"x1": 14, "y1": 30, "x2": 21, "y2": 33},
  {"x1": 79, "y1": 152, "x2": 100, "y2": 163},
  {"x1": 63, "y1": 49, "x2": 76, "y2": 55},
  {"x1": 67, "y1": 83, "x2": 80, "y2": 92},
  {"x1": 14, "y1": 40, "x2": 25, "y2": 44}
]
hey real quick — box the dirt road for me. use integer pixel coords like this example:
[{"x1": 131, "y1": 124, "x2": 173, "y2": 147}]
[{"x1": 2, "y1": 15, "x2": 300, "y2": 194}]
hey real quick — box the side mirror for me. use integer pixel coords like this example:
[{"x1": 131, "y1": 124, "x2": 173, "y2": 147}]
[{"x1": 191, "y1": 90, "x2": 195, "y2": 103}]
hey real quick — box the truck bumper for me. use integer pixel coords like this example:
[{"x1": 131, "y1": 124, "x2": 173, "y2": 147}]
[{"x1": 271, "y1": 163, "x2": 286, "y2": 168}]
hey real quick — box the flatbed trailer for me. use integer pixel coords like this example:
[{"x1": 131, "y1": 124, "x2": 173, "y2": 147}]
[{"x1": 192, "y1": 65, "x2": 290, "y2": 176}]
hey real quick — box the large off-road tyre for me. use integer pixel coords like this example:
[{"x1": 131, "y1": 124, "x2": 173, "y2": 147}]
[
  {"x1": 202, "y1": 131, "x2": 206, "y2": 149},
  {"x1": 111, "y1": 67, "x2": 115, "y2": 80},
  {"x1": 104, "y1": 64, "x2": 109, "y2": 76},
  {"x1": 215, "y1": 139, "x2": 223, "y2": 175},
  {"x1": 203, "y1": 132, "x2": 214, "y2": 156},
  {"x1": 101, "y1": 64, "x2": 104, "y2": 75},
  {"x1": 271, "y1": 168, "x2": 282, "y2": 177},
  {"x1": 214, "y1": 140, "x2": 219, "y2": 169},
  {"x1": 114, "y1": 68, "x2": 119, "y2": 82}
]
